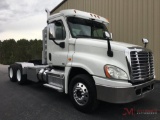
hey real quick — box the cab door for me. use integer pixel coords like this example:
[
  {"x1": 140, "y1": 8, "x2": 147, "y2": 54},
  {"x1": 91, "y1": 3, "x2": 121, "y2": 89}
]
[{"x1": 47, "y1": 16, "x2": 69, "y2": 66}]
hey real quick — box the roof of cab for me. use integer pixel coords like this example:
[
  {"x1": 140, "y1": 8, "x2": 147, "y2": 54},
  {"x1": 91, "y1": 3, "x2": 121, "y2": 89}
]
[
  {"x1": 60, "y1": 9, "x2": 109, "y2": 23},
  {"x1": 48, "y1": 9, "x2": 109, "y2": 23}
]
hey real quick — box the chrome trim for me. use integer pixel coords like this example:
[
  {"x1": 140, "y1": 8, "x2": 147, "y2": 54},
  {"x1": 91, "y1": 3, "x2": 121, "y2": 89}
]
[
  {"x1": 125, "y1": 47, "x2": 155, "y2": 83},
  {"x1": 125, "y1": 56, "x2": 132, "y2": 80},
  {"x1": 47, "y1": 72, "x2": 64, "y2": 79},
  {"x1": 37, "y1": 67, "x2": 65, "y2": 89},
  {"x1": 125, "y1": 48, "x2": 133, "y2": 82},
  {"x1": 37, "y1": 69, "x2": 45, "y2": 81},
  {"x1": 73, "y1": 82, "x2": 89, "y2": 106},
  {"x1": 43, "y1": 84, "x2": 63, "y2": 92},
  {"x1": 96, "y1": 79, "x2": 155, "y2": 103}
]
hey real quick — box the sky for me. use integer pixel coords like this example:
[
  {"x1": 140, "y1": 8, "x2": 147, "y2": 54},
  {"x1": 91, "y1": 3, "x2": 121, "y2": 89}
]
[{"x1": 0, "y1": 0, "x2": 63, "y2": 41}]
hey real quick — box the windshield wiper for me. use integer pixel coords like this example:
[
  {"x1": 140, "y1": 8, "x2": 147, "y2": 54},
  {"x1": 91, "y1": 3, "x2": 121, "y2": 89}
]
[
  {"x1": 76, "y1": 35, "x2": 91, "y2": 38},
  {"x1": 76, "y1": 35, "x2": 106, "y2": 40}
]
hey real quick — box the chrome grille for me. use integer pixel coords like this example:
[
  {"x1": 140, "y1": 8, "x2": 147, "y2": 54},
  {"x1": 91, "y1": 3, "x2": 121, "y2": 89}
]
[{"x1": 130, "y1": 51, "x2": 154, "y2": 81}]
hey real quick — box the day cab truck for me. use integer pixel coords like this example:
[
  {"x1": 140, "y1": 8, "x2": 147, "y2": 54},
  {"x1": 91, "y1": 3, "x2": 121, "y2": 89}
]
[{"x1": 8, "y1": 9, "x2": 155, "y2": 113}]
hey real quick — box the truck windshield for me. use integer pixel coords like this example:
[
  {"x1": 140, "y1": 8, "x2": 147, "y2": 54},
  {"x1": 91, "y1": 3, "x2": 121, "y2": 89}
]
[{"x1": 67, "y1": 17, "x2": 109, "y2": 40}]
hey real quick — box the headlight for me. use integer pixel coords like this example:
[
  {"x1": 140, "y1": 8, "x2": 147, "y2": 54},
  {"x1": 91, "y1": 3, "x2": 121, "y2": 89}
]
[{"x1": 104, "y1": 65, "x2": 128, "y2": 80}]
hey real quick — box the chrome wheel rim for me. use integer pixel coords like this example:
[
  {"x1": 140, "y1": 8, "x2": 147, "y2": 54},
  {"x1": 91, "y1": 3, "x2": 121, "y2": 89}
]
[
  {"x1": 17, "y1": 70, "x2": 21, "y2": 82},
  {"x1": 9, "y1": 68, "x2": 13, "y2": 78},
  {"x1": 73, "y1": 82, "x2": 89, "y2": 106}
]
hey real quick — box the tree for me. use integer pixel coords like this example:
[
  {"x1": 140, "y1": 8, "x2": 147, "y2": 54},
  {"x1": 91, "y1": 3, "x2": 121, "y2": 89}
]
[{"x1": 0, "y1": 39, "x2": 42, "y2": 65}]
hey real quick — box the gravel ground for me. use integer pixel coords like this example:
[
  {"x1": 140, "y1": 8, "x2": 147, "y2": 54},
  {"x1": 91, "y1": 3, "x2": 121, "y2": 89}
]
[{"x1": 0, "y1": 64, "x2": 160, "y2": 120}]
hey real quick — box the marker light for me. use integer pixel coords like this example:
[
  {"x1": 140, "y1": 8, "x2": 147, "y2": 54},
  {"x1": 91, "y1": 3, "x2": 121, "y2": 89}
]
[{"x1": 106, "y1": 18, "x2": 109, "y2": 22}]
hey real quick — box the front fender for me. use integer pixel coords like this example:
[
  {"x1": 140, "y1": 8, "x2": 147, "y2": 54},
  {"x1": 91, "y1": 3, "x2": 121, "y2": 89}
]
[{"x1": 72, "y1": 49, "x2": 129, "y2": 78}]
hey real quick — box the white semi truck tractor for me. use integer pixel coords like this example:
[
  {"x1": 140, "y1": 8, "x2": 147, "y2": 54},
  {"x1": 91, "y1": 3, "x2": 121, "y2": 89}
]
[{"x1": 8, "y1": 9, "x2": 155, "y2": 113}]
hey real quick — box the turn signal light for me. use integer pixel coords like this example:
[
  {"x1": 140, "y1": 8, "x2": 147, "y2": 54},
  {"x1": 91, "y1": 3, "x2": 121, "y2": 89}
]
[{"x1": 104, "y1": 66, "x2": 111, "y2": 78}]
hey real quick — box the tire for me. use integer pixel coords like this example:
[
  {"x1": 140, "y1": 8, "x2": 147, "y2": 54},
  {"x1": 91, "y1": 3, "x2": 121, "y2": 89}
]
[
  {"x1": 69, "y1": 74, "x2": 98, "y2": 113},
  {"x1": 16, "y1": 65, "x2": 27, "y2": 85},
  {"x1": 8, "y1": 64, "x2": 17, "y2": 82}
]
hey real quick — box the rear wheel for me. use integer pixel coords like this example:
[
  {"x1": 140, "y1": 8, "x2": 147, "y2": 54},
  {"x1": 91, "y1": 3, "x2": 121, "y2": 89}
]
[
  {"x1": 69, "y1": 74, "x2": 98, "y2": 113},
  {"x1": 8, "y1": 64, "x2": 17, "y2": 82},
  {"x1": 16, "y1": 65, "x2": 27, "y2": 85}
]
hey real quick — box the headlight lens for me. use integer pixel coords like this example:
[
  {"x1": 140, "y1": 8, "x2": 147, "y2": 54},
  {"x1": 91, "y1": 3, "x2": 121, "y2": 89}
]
[{"x1": 104, "y1": 65, "x2": 128, "y2": 80}]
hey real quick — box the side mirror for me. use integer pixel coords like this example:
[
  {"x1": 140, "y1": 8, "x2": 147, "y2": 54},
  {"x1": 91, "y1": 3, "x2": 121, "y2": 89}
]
[
  {"x1": 49, "y1": 24, "x2": 55, "y2": 40},
  {"x1": 142, "y1": 38, "x2": 149, "y2": 48},
  {"x1": 104, "y1": 31, "x2": 113, "y2": 40},
  {"x1": 104, "y1": 31, "x2": 113, "y2": 57},
  {"x1": 59, "y1": 42, "x2": 65, "y2": 48},
  {"x1": 104, "y1": 31, "x2": 111, "y2": 38}
]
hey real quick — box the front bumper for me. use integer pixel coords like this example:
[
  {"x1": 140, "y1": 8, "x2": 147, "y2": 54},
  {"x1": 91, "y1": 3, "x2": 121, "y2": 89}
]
[{"x1": 93, "y1": 76, "x2": 155, "y2": 103}]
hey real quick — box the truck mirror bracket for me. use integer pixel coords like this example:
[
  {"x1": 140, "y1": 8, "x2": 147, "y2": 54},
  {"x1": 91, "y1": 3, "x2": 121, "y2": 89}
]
[
  {"x1": 107, "y1": 39, "x2": 113, "y2": 57},
  {"x1": 104, "y1": 31, "x2": 113, "y2": 57},
  {"x1": 50, "y1": 38, "x2": 65, "y2": 49}
]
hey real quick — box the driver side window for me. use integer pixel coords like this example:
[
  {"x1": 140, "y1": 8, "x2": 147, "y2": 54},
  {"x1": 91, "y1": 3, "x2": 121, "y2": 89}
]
[{"x1": 49, "y1": 20, "x2": 66, "y2": 40}]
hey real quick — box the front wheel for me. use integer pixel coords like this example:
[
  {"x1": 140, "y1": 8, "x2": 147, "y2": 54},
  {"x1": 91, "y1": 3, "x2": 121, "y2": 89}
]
[{"x1": 69, "y1": 74, "x2": 98, "y2": 113}]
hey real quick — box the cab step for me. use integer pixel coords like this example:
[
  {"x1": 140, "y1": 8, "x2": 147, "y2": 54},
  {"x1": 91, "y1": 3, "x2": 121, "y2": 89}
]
[{"x1": 43, "y1": 84, "x2": 63, "y2": 92}]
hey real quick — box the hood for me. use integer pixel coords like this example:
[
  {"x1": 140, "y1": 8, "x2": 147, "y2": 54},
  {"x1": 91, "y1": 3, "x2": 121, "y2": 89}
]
[
  {"x1": 75, "y1": 38, "x2": 141, "y2": 52},
  {"x1": 111, "y1": 41, "x2": 141, "y2": 51}
]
